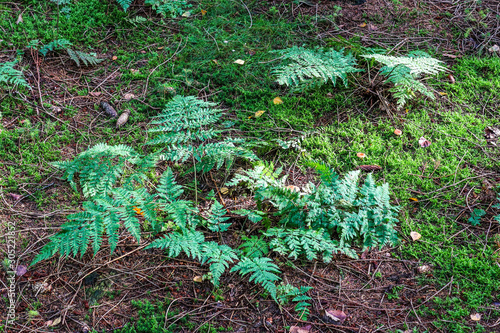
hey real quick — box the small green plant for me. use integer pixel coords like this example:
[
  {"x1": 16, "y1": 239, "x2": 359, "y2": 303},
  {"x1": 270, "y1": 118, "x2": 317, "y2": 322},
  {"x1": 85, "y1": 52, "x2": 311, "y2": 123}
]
[
  {"x1": 147, "y1": 95, "x2": 257, "y2": 173},
  {"x1": 0, "y1": 60, "x2": 29, "y2": 90},
  {"x1": 361, "y1": 51, "x2": 446, "y2": 108},
  {"x1": 28, "y1": 39, "x2": 103, "y2": 67},
  {"x1": 272, "y1": 46, "x2": 360, "y2": 91},
  {"x1": 277, "y1": 284, "x2": 313, "y2": 320},
  {"x1": 145, "y1": 0, "x2": 191, "y2": 18},
  {"x1": 229, "y1": 163, "x2": 400, "y2": 255},
  {"x1": 468, "y1": 208, "x2": 486, "y2": 226}
]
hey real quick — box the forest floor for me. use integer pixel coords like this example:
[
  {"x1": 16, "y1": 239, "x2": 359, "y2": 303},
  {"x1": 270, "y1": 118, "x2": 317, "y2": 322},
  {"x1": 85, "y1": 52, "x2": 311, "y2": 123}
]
[{"x1": 1, "y1": 0, "x2": 500, "y2": 332}]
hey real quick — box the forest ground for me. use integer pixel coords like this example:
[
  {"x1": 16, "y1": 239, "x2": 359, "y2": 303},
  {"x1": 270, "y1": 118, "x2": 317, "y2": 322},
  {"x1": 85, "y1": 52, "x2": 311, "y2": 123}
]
[{"x1": 1, "y1": 0, "x2": 500, "y2": 332}]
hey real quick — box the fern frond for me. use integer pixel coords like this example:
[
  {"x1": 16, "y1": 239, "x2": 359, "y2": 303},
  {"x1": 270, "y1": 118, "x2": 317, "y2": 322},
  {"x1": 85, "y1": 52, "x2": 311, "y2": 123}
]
[
  {"x1": 116, "y1": 0, "x2": 133, "y2": 11},
  {"x1": 0, "y1": 60, "x2": 29, "y2": 89},
  {"x1": 67, "y1": 49, "x2": 104, "y2": 67},
  {"x1": 39, "y1": 39, "x2": 72, "y2": 56},
  {"x1": 230, "y1": 257, "x2": 281, "y2": 300},
  {"x1": 206, "y1": 201, "x2": 231, "y2": 232},
  {"x1": 147, "y1": 228, "x2": 205, "y2": 260},
  {"x1": 201, "y1": 242, "x2": 238, "y2": 287},
  {"x1": 272, "y1": 46, "x2": 360, "y2": 90},
  {"x1": 238, "y1": 236, "x2": 269, "y2": 258},
  {"x1": 362, "y1": 52, "x2": 446, "y2": 76}
]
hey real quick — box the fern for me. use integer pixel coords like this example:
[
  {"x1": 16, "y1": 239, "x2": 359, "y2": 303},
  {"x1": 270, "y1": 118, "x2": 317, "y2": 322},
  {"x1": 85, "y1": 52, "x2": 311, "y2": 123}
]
[
  {"x1": 277, "y1": 285, "x2": 313, "y2": 320},
  {"x1": 147, "y1": 228, "x2": 205, "y2": 261},
  {"x1": 230, "y1": 257, "x2": 281, "y2": 300},
  {"x1": 264, "y1": 228, "x2": 354, "y2": 262},
  {"x1": 230, "y1": 164, "x2": 400, "y2": 254},
  {"x1": 145, "y1": 0, "x2": 191, "y2": 18},
  {"x1": 272, "y1": 46, "x2": 360, "y2": 91},
  {"x1": 38, "y1": 39, "x2": 72, "y2": 56},
  {"x1": 147, "y1": 95, "x2": 257, "y2": 173},
  {"x1": 239, "y1": 236, "x2": 269, "y2": 258},
  {"x1": 206, "y1": 200, "x2": 231, "y2": 232},
  {"x1": 116, "y1": 0, "x2": 133, "y2": 11},
  {"x1": 66, "y1": 49, "x2": 104, "y2": 67},
  {"x1": 362, "y1": 52, "x2": 446, "y2": 108},
  {"x1": 201, "y1": 242, "x2": 239, "y2": 287},
  {"x1": 31, "y1": 187, "x2": 157, "y2": 265},
  {"x1": 0, "y1": 60, "x2": 29, "y2": 89},
  {"x1": 51, "y1": 143, "x2": 145, "y2": 199}
]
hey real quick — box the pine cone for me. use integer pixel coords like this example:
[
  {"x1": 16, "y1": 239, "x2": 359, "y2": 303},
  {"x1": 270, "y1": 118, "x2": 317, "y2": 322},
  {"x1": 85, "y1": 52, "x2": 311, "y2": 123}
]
[
  {"x1": 100, "y1": 101, "x2": 117, "y2": 118},
  {"x1": 116, "y1": 110, "x2": 130, "y2": 128}
]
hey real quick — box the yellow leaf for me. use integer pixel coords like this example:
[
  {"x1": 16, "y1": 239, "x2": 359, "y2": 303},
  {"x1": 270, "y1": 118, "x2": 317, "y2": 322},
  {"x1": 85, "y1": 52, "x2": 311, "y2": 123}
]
[
  {"x1": 254, "y1": 110, "x2": 265, "y2": 118},
  {"x1": 359, "y1": 22, "x2": 367, "y2": 28},
  {"x1": 409, "y1": 197, "x2": 419, "y2": 202},
  {"x1": 273, "y1": 97, "x2": 283, "y2": 105},
  {"x1": 220, "y1": 187, "x2": 229, "y2": 195},
  {"x1": 410, "y1": 231, "x2": 422, "y2": 241},
  {"x1": 212, "y1": 59, "x2": 218, "y2": 65},
  {"x1": 438, "y1": 92, "x2": 447, "y2": 96},
  {"x1": 201, "y1": 9, "x2": 207, "y2": 15},
  {"x1": 234, "y1": 59, "x2": 245, "y2": 65},
  {"x1": 193, "y1": 276, "x2": 203, "y2": 283},
  {"x1": 181, "y1": 11, "x2": 191, "y2": 17}
]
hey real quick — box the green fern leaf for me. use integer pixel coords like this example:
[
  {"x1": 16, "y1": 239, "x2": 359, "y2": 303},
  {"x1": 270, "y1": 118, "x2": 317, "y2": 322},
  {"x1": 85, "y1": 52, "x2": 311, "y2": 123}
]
[{"x1": 230, "y1": 257, "x2": 281, "y2": 300}]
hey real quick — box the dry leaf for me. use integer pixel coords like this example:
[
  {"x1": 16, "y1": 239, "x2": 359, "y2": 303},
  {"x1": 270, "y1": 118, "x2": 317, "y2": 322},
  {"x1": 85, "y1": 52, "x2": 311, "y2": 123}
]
[
  {"x1": 220, "y1": 187, "x2": 229, "y2": 195},
  {"x1": 324, "y1": 309, "x2": 347, "y2": 323},
  {"x1": 409, "y1": 197, "x2": 419, "y2": 202},
  {"x1": 157, "y1": 46, "x2": 164, "y2": 50},
  {"x1": 181, "y1": 11, "x2": 191, "y2": 17},
  {"x1": 89, "y1": 92, "x2": 102, "y2": 97},
  {"x1": 112, "y1": 56, "x2": 118, "y2": 61},
  {"x1": 254, "y1": 110, "x2": 265, "y2": 118},
  {"x1": 130, "y1": 69, "x2": 139, "y2": 74},
  {"x1": 394, "y1": 129, "x2": 402, "y2": 136},
  {"x1": 368, "y1": 24, "x2": 378, "y2": 31},
  {"x1": 16, "y1": 265, "x2": 27, "y2": 276},
  {"x1": 289, "y1": 325, "x2": 311, "y2": 333},
  {"x1": 448, "y1": 74, "x2": 455, "y2": 84},
  {"x1": 438, "y1": 92, "x2": 447, "y2": 96},
  {"x1": 212, "y1": 59, "x2": 219, "y2": 65},
  {"x1": 286, "y1": 185, "x2": 300, "y2": 192},
  {"x1": 418, "y1": 137, "x2": 431, "y2": 148},
  {"x1": 193, "y1": 276, "x2": 203, "y2": 283},
  {"x1": 273, "y1": 97, "x2": 283, "y2": 105},
  {"x1": 123, "y1": 93, "x2": 136, "y2": 101},
  {"x1": 234, "y1": 59, "x2": 245, "y2": 65},
  {"x1": 470, "y1": 313, "x2": 481, "y2": 321},
  {"x1": 359, "y1": 22, "x2": 367, "y2": 27},
  {"x1": 356, "y1": 152, "x2": 366, "y2": 159},
  {"x1": 16, "y1": 14, "x2": 23, "y2": 24},
  {"x1": 410, "y1": 231, "x2": 422, "y2": 241},
  {"x1": 488, "y1": 45, "x2": 499, "y2": 53},
  {"x1": 48, "y1": 317, "x2": 61, "y2": 327},
  {"x1": 201, "y1": 9, "x2": 207, "y2": 15},
  {"x1": 417, "y1": 265, "x2": 432, "y2": 274},
  {"x1": 8, "y1": 193, "x2": 22, "y2": 201},
  {"x1": 357, "y1": 165, "x2": 382, "y2": 172}
]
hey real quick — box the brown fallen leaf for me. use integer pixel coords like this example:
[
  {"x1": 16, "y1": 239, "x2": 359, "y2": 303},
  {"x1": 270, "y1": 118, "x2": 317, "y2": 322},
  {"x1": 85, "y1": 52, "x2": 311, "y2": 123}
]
[
  {"x1": 289, "y1": 325, "x2": 311, "y2": 333},
  {"x1": 324, "y1": 309, "x2": 347, "y2": 323},
  {"x1": 359, "y1": 22, "x2": 367, "y2": 28},
  {"x1": 410, "y1": 231, "x2": 422, "y2": 241},
  {"x1": 368, "y1": 24, "x2": 378, "y2": 31},
  {"x1": 16, "y1": 14, "x2": 23, "y2": 24},
  {"x1": 193, "y1": 276, "x2": 203, "y2": 283},
  {"x1": 8, "y1": 193, "x2": 22, "y2": 201},
  {"x1": 357, "y1": 165, "x2": 382, "y2": 172},
  {"x1": 112, "y1": 56, "x2": 118, "y2": 61},
  {"x1": 448, "y1": 74, "x2": 455, "y2": 84},
  {"x1": 89, "y1": 92, "x2": 102, "y2": 97},
  {"x1": 394, "y1": 129, "x2": 402, "y2": 136}
]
